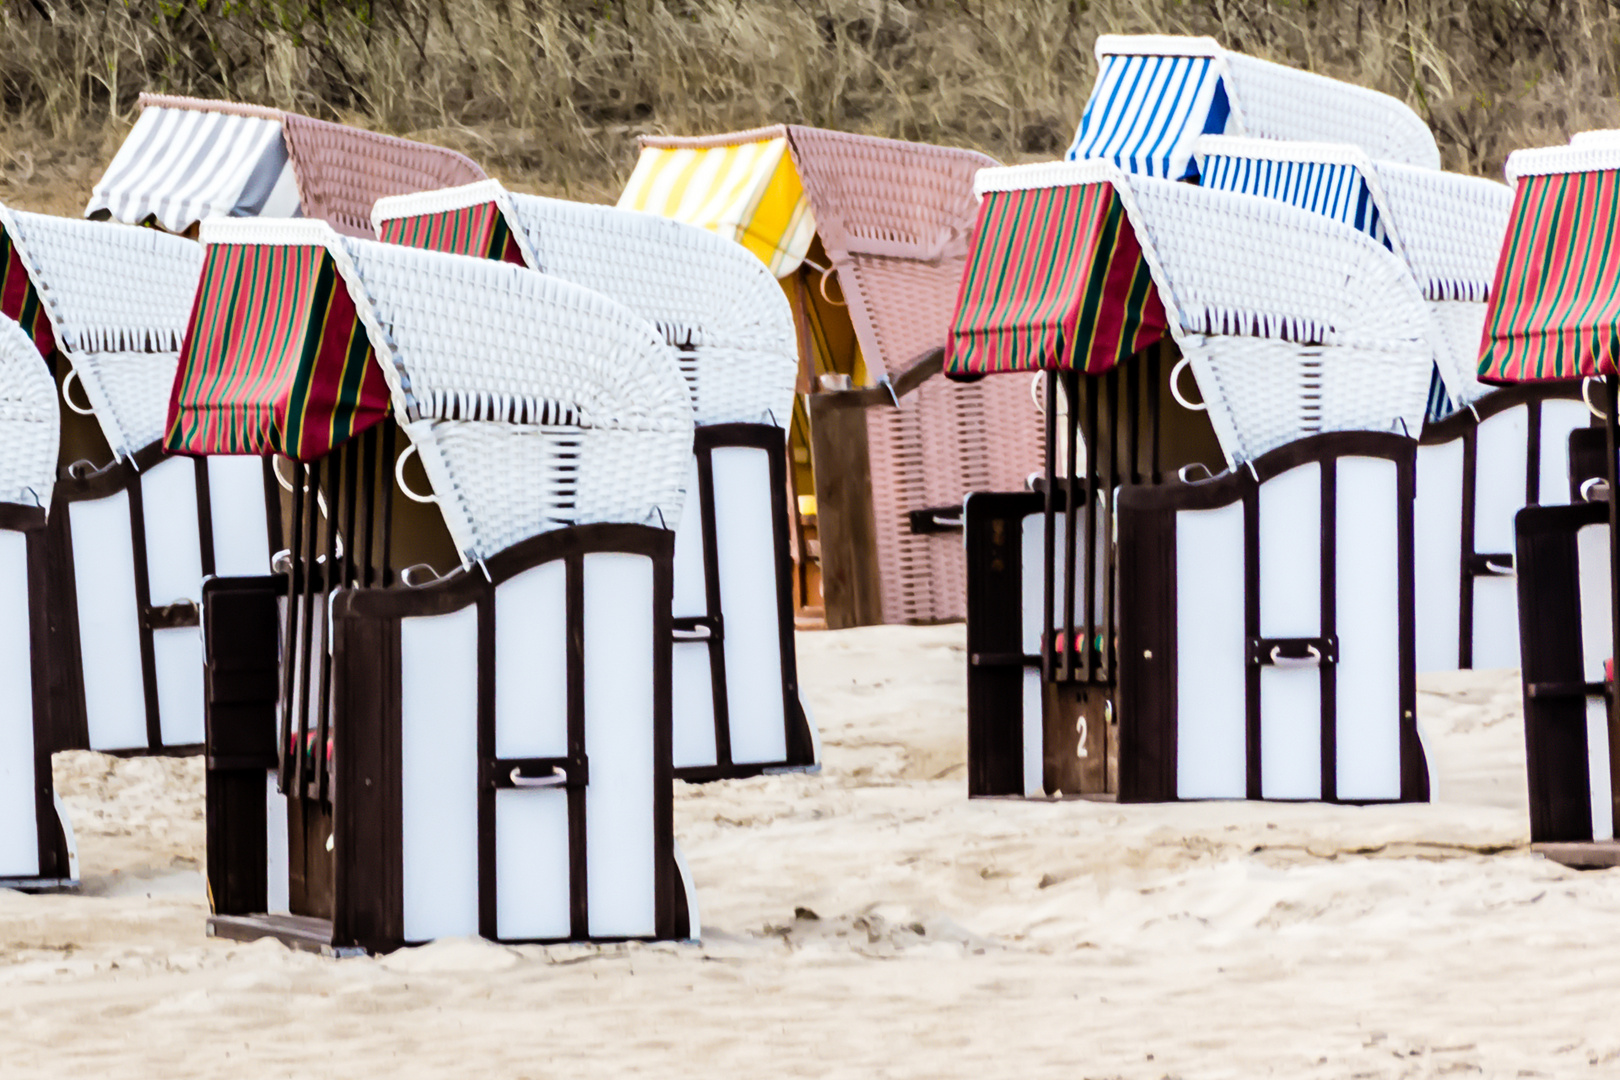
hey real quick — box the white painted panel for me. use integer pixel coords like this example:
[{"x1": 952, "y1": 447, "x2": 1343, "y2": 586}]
[
  {"x1": 671, "y1": 456, "x2": 707, "y2": 617},
  {"x1": 583, "y1": 553, "x2": 657, "y2": 938},
  {"x1": 1020, "y1": 514, "x2": 1044, "y2": 655},
  {"x1": 152, "y1": 627, "x2": 205, "y2": 747},
  {"x1": 1175, "y1": 501, "x2": 1247, "y2": 799},
  {"x1": 495, "y1": 789, "x2": 571, "y2": 941},
  {"x1": 400, "y1": 604, "x2": 480, "y2": 942},
  {"x1": 1539, "y1": 399, "x2": 1590, "y2": 508},
  {"x1": 672, "y1": 642, "x2": 717, "y2": 769},
  {"x1": 494, "y1": 561, "x2": 567, "y2": 760},
  {"x1": 1261, "y1": 666, "x2": 1321, "y2": 800},
  {"x1": 1585, "y1": 699, "x2": 1614, "y2": 843},
  {"x1": 1473, "y1": 405, "x2": 1529, "y2": 554},
  {"x1": 70, "y1": 491, "x2": 148, "y2": 752},
  {"x1": 1258, "y1": 463, "x2": 1321, "y2": 637},
  {"x1": 0, "y1": 531, "x2": 38, "y2": 876},
  {"x1": 1576, "y1": 524, "x2": 1614, "y2": 841},
  {"x1": 712, "y1": 447, "x2": 787, "y2": 765},
  {"x1": 141, "y1": 456, "x2": 204, "y2": 604},
  {"x1": 1414, "y1": 439, "x2": 1464, "y2": 672},
  {"x1": 265, "y1": 771, "x2": 289, "y2": 915},
  {"x1": 1335, "y1": 458, "x2": 1404, "y2": 801},
  {"x1": 1021, "y1": 668, "x2": 1043, "y2": 797},
  {"x1": 1471, "y1": 575, "x2": 1521, "y2": 670},
  {"x1": 208, "y1": 456, "x2": 272, "y2": 577},
  {"x1": 1021, "y1": 506, "x2": 1103, "y2": 656}
]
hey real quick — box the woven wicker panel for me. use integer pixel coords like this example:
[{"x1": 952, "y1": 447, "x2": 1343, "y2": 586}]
[
  {"x1": 785, "y1": 127, "x2": 997, "y2": 381},
  {"x1": 0, "y1": 317, "x2": 58, "y2": 511},
  {"x1": 281, "y1": 112, "x2": 486, "y2": 239},
  {"x1": 866, "y1": 373, "x2": 1045, "y2": 623}
]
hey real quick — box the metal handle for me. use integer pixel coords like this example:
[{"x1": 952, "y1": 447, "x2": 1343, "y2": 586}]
[
  {"x1": 1582, "y1": 477, "x2": 1610, "y2": 503},
  {"x1": 394, "y1": 442, "x2": 437, "y2": 504},
  {"x1": 1269, "y1": 644, "x2": 1322, "y2": 668},
  {"x1": 673, "y1": 625, "x2": 712, "y2": 642},
  {"x1": 931, "y1": 513, "x2": 963, "y2": 529},
  {"x1": 509, "y1": 766, "x2": 567, "y2": 789},
  {"x1": 1177, "y1": 462, "x2": 1218, "y2": 484},
  {"x1": 61, "y1": 369, "x2": 97, "y2": 417},
  {"x1": 1484, "y1": 559, "x2": 1515, "y2": 577},
  {"x1": 1169, "y1": 355, "x2": 1207, "y2": 412},
  {"x1": 1584, "y1": 376, "x2": 1608, "y2": 420},
  {"x1": 819, "y1": 263, "x2": 847, "y2": 307}
]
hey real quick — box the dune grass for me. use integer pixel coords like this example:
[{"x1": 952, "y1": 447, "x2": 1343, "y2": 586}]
[{"x1": 0, "y1": 0, "x2": 1614, "y2": 209}]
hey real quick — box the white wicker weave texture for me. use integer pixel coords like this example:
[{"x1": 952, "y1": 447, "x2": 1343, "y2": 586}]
[
  {"x1": 1, "y1": 206, "x2": 201, "y2": 457},
  {"x1": 1120, "y1": 175, "x2": 1435, "y2": 465},
  {"x1": 1219, "y1": 50, "x2": 1440, "y2": 169},
  {"x1": 0, "y1": 319, "x2": 59, "y2": 511},
  {"x1": 503, "y1": 192, "x2": 798, "y2": 429},
  {"x1": 337, "y1": 237, "x2": 695, "y2": 564}
]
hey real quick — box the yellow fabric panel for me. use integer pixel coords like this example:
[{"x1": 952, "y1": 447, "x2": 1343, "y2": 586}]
[{"x1": 618, "y1": 138, "x2": 816, "y2": 278}]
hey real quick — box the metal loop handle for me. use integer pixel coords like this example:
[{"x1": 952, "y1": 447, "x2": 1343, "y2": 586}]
[
  {"x1": 1581, "y1": 477, "x2": 1610, "y2": 503},
  {"x1": 400, "y1": 562, "x2": 444, "y2": 589},
  {"x1": 272, "y1": 456, "x2": 330, "y2": 517},
  {"x1": 1169, "y1": 355, "x2": 1207, "y2": 412},
  {"x1": 510, "y1": 766, "x2": 567, "y2": 789},
  {"x1": 819, "y1": 264, "x2": 847, "y2": 307},
  {"x1": 1484, "y1": 560, "x2": 1516, "y2": 577},
  {"x1": 672, "y1": 626, "x2": 712, "y2": 642},
  {"x1": 1270, "y1": 644, "x2": 1322, "y2": 668},
  {"x1": 61, "y1": 369, "x2": 96, "y2": 417},
  {"x1": 1584, "y1": 376, "x2": 1608, "y2": 420},
  {"x1": 931, "y1": 512, "x2": 964, "y2": 529},
  {"x1": 1177, "y1": 462, "x2": 1217, "y2": 484},
  {"x1": 394, "y1": 442, "x2": 437, "y2": 504}
]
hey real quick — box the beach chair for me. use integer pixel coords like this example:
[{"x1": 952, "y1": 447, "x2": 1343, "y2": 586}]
[
  {"x1": 619, "y1": 126, "x2": 1045, "y2": 627},
  {"x1": 86, "y1": 94, "x2": 485, "y2": 237},
  {"x1": 1476, "y1": 139, "x2": 1620, "y2": 867},
  {"x1": 1069, "y1": 34, "x2": 1440, "y2": 180},
  {"x1": 954, "y1": 161, "x2": 1433, "y2": 802},
  {"x1": 1188, "y1": 136, "x2": 1574, "y2": 675},
  {"x1": 177, "y1": 219, "x2": 697, "y2": 952},
  {"x1": 371, "y1": 182, "x2": 818, "y2": 781},
  {"x1": 0, "y1": 318, "x2": 76, "y2": 889},
  {"x1": 0, "y1": 205, "x2": 276, "y2": 758}
]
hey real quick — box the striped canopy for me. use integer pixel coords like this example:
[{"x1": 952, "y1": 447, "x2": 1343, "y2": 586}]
[
  {"x1": 374, "y1": 195, "x2": 525, "y2": 263},
  {"x1": 1478, "y1": 167, "x2": 1620, "y2": 384},
  {"x1": 945, "y1": 176, "x2": 1167, "y2": 376},
  {"x1": 617, "y1": 128, "x2": 816, "y2": 277},
  {"x1": 1197, "y1": 148, "x2": 1388, "y2": 247},
  {"x1": 0, "y1": 228, "x2": 55, "y2": 360},
  {"x1": 87, "y1": 100, "x2": 299, "y2": 234},
  {"x1": 165, "y1": 239, "x2": 389, "y2": 459},
  {"x1": 1068, "y1": 49, "x2": 1231, "y2": 180}
]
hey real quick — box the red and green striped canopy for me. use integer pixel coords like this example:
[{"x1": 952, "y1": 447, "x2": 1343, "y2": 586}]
[
  {"x1": 0, "y1": 229, "x2": 55, "y2": 360},
  {"x1": 164, "y1": 242, "x2": 390, "y2": 460},
  {"x1": 1479, "y1": 169, "x2": 1620, "y2": 383},
  {"x1": 945, "y1": 182, "x2": 1166, "y2": 376},
  {"x1": 375, "y1": 200, "x2": 526, "y2": 264}
]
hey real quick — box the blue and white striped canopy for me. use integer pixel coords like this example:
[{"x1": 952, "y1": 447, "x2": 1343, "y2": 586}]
[
  {"x1": 1066, "y1": 53, "x2": 1231, "y2": 179},
  {"x1": 1197, "y1": 151, "x2": 1391, "y2": 249}
]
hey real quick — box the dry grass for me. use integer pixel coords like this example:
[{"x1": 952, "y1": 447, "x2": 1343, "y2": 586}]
[{"x1": 0, "y1": 0, "x2": 1616, "y2": 212}]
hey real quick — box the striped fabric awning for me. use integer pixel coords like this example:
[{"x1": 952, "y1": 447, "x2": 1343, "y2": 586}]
[
  {"x1": 1067, "y1": 49, "x2": 1231, "y2": 180},
  {"x1": 1479, "y1": 167, "x2": 1620, "y2": 383},
  {"x1": 0, "y1": 228, "x2": 55, "y2": 360},
  {"x1": 165, "y1": 239, "x2": 389, "y2": 458},
  {"x1": 87, "y1": 99, "x2": 300, "y2": 234},
  {"x1": 374, "y1": 196, "x2": 525, "y2": 263},
  {"x1": 617, "y1": 128, "x2": 816, "y2": 277},
  {"x1": 945, "y1": 177, "x2": 1167, "y2": 376},
  {"x1": 1197, "y1": 149, "x2": 1389, "y2": 247}
]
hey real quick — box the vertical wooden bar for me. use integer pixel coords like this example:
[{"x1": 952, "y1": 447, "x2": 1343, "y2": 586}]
[
  {"x1": 1041, "y1": 370, "x2": 1058, "y2": 685},
  {"x1": 314, "y1": 453, "x2": 341, "y2": 803},
  {"x1": 342, "y1": 438, "x2": 359, "y2": 589},
  {"x1": 1062, "y1": 369, "x2": 1081, "y2": 683},
  {"x1": 1605, "y1": 375, "x2": 1620, "y2": 829},
  {"x1": 1079, "y1": 370, "x2": 1098, "y2": 683},
  {"x1": 277, "y1": 463, "x2": 304, "y2": 794},
  {"x1": 1147, "y1": 346, "x2": 1162, "y2": 485},
  {"x1": 381, "y1": 424, "x2": 397, "y2": 587},
  {"x1": 359, "y1": 427, "x2": 378, "y2": 589},
  {"x1": 293, "y1": 462, "x2": 320, "y2": 796},
  {"x1": 1125, "y1": 356, "x2": 1141, "y2": 486},
  {"x1": 1103, "y1": 368, "x2": 1120, "y2": 681}
]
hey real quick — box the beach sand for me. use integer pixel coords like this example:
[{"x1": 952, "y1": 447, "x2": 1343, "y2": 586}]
[{"x1": 1, "y1": 623, "x2": 1615, "y2": 1078}]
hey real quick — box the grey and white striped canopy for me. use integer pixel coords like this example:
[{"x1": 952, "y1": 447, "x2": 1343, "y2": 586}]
[{"x1": 86, "y1": 102, "x2": 301, "y2": 233}]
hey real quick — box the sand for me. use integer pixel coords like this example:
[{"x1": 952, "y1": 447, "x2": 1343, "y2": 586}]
[{"x1": 1, "y1": 623, "x2": 1616, "y2": 1078}]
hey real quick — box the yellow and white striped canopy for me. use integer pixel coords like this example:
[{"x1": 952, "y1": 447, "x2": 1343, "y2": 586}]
[{"x1": 618, "y1": 128, "x2": 817, "y2": 278}]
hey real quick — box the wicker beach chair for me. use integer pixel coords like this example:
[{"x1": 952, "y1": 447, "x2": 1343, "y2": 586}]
[
  {"x1": 1475, "y1": 139, "x2": 1620, "y2": 863},
  {"x1": 86, "y1": 94, "x2": 485, "y2": 237},
  {"x1": 619, "y1": 125, "x2": 1045, "y2": 628},
  {"x1": 1069, "y1": 34, "x2": 1439, "y2": 180},
  {"x1": 0, "y1": 318, "x2": 75, "y2": 889},
  {"x1": 1188, "y1": 136, "x2": 1566, "y2": 674},
  {"x1": 372, "y1": 181, "x2": 818, "y2": 780},
  {"x1": 173, "y1": 218, "x2": 696, "y2": 951},
  {"x1": 0, "y1": 205, "x2": 273, "y2": 758},
  {"x1": 952, "y1": 161, "x2": 1432, "y2": 803}
]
